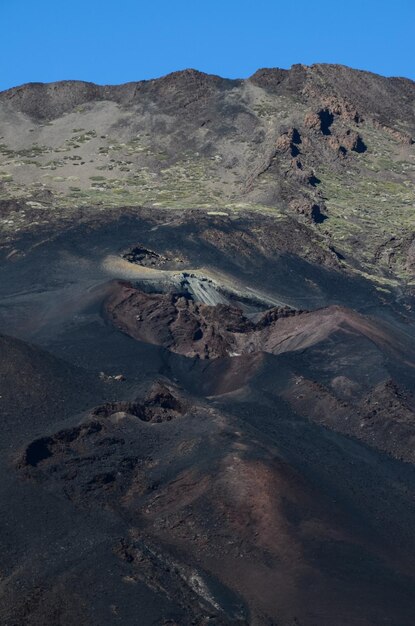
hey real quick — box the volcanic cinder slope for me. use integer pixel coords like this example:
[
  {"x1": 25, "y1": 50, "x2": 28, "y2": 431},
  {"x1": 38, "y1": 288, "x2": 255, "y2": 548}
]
[{"x1": 0, "y1": 64, "x2": 415, "y2": 626}]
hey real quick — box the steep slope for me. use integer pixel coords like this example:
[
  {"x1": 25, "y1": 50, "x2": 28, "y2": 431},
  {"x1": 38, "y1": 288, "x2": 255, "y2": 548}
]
[
  {"x1": 0, "y1": 64, "x2": 414, "y2": 284},
  {"x1": 0, "y1": 333, "x2": 107, "y2": 436},
  {"x1": 10, "y1": 384, "x2": 415, "y2": 626},
  {"x1": 2, "y1": 353, "x2": 415, "y2": 625},
  {"x1": 0, "y1": 65, "x2": 415, "y2": 626}
]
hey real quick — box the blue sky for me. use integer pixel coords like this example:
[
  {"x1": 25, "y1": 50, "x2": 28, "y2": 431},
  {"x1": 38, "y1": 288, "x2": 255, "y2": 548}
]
[{"x1": 1, "y1": 0, "x2": 414, "y2": 90}]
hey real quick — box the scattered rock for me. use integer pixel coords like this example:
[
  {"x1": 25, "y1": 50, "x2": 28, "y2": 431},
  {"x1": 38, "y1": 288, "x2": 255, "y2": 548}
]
[
  {"x1": 373, "y1": 120, "x2": 414, "y2": 145},
  {"x1": 93, "y1": 382, "x2": 187, "y2": 423},
  {"x1": 99, "y1": 371, "x2": 126, "y2": 382},
  {"x1": 289, "y1": 197, "x2": 327, "y2": 223},
  {"x1": 275, "y1": 127, "x2": 302, "y2": 157}
]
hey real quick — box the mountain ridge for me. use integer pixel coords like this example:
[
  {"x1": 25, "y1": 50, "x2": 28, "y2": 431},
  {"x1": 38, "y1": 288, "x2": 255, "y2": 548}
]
[
  {"x1": 2, "y1": 63, "x2": 414, "y2": 126},
  {"x1": 1, "y1": 62, "x2": 415, "y2": 624}
]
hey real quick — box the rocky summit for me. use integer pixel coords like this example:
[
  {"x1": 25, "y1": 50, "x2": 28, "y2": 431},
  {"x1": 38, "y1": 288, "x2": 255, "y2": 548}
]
[{"x1": 0, "y1": 64, "x2": 415, "y2": 625}]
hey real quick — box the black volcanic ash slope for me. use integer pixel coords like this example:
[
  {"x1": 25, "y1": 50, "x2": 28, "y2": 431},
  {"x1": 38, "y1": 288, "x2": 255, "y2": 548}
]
[{"x1": 0, "y1": 65, "x2": 415, "y2": 626}]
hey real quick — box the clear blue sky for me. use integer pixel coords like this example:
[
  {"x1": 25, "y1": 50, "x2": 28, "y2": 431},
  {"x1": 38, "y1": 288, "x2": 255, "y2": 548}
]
[{"x1": 1, "y1": 0, "x2": 414, "y2": 91}]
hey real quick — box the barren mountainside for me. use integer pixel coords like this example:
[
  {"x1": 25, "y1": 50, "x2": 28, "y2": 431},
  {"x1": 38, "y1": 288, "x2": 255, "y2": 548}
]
[
  {"x1": 1, "y1": 63, "x2": 414, "y2": 283},
  {"x1": 0, "y1": 64, "x2": 415, "y2": 625}
]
